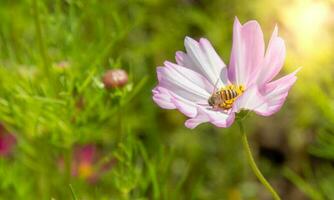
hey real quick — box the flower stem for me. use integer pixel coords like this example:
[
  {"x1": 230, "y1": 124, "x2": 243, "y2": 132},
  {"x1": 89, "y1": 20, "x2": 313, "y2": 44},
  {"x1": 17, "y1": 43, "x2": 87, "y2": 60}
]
[
  {"x1": 238, "y1": 121, "x2": 281, "y2": 200},
  {"x1": 32, "y1": 0, "x2": 50, "y2": 74},
  {"x1": 64, "y1": 147, "x2": 72, "y2": 185}
]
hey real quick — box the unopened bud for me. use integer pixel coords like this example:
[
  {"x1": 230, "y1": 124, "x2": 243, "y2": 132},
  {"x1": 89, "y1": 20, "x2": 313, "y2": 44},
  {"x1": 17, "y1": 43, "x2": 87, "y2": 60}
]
[
  {"x1": 53, "y1": 60, "x2": 70, "y2": 70},
  {"x1": 56, "y1": 61, "x2": 70, "y2": 69},
  {"x1": 102, "y1": 69, "x2": 128, "y2": 89}
]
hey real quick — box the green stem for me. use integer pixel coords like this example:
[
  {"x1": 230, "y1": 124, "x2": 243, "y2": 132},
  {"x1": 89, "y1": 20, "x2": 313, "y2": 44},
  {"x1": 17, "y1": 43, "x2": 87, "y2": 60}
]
[
  {"x1": 238, "y1": 121, "x2": 281, "y2": 200},
  {"x1": 69, "y1": 184, "x2": 78, "y2": 200},
  {"x1": 32, "y1": 0, "x2": 50, "y2": 74},
  {"x1": 64, "y1": 147, "x2": 73, "y2": 185}
]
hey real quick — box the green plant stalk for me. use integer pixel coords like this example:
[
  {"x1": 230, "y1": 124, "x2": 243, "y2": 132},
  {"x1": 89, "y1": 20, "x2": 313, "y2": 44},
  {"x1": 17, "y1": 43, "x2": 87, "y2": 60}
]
[
  {"x1": 69, "y1": 184, "x2": 78, "y2": 200},
  {"x1": 238, "y1": 121, "x2": 281, "y2": 200},
  {"x1": 64, "y1": 148, "x2": 73, "y2": 185},
  {"x1": 32, "y1": 0, "x2": 50, "y2": 74}
]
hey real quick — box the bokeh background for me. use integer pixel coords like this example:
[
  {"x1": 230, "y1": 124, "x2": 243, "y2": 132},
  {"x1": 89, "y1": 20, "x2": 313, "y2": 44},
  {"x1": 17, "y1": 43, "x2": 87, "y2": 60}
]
[{"x1": 0, "y1": 0, "x2": 334, "y2": 199}]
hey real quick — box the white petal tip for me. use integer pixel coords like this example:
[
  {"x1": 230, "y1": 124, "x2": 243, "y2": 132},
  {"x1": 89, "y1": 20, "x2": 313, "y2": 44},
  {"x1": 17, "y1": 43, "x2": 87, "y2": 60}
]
[
  {"x1": 293, "y1": 67, "x2": 302, "y2": 75},
  {"x1": 185, "y1": 36, "x2": 193, "y2": 42}
]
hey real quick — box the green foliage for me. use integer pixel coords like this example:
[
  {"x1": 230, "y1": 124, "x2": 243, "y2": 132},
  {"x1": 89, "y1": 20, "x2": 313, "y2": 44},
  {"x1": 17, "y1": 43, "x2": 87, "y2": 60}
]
[{"x1": 0, "y1": 0, "x2": 334, "y2": 199}]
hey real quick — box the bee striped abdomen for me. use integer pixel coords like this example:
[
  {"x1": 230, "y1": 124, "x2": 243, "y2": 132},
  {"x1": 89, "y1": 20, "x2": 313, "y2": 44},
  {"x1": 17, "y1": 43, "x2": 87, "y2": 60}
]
[{"x1": 221, "y1": 89, "x2": 238, "y2": 100}]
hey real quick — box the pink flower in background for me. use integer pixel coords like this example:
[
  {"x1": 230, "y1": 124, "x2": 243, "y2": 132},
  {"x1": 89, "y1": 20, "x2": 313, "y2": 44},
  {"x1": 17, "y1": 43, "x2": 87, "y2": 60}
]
[
  {"x1": 71, "y1": 145, "x2": 96, "y2": 180},
  {"x1": 58, "y1": 144, "x2": 115, "y2": 183},
  {"x1": 0, "y1": 124, "x2": 16, "y2": 157},
  {"x1": 152, "y1": 17, "x2": 300, "y2": 129}
]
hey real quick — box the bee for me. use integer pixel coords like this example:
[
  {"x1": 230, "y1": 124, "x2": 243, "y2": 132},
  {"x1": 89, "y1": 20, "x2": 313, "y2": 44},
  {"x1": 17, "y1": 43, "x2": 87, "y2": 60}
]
[{"x1": 208, "y1": 85, "x2": 244, "y2": 110}]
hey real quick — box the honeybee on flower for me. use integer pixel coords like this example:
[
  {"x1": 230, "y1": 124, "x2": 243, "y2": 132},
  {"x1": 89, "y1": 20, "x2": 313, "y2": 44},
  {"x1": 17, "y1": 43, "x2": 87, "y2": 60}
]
[{"x1": 152, "y1": 17, "x2": 300, "y2": 129}]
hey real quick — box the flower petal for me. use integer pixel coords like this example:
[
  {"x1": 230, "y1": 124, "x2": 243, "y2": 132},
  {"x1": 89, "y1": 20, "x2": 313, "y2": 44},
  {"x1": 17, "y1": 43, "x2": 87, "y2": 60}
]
[
  {"x1": 185, "y1": 107, "x2": 235, "y2": 129},
  {"x1": 260, "y1": 68, "x2": 300, "y2": 115},
  {"x1": 152, "y1": 87, "x2": 177, "y2": 109},
  {"x1": 256, "y1": 26, "x2": 286, "y2": 86},
  {"x1": 152, "y1": 86, "x2": 199, "y2": 117},
  {"x1": 184, "y1": 114, "x2": 208, "y2": 129},
  {"x1": 157, "y1": 62, "x2": 212, "y2": 102},
  {"x1": 232, "y1": 85, "x2": 269, "y2": 115},
  {"x1": 228, "y1": 17, "x2": 265, "y2": 87},
  {"x1": 153, "y1": 62, "x2": 218, "y2": 118},
  {"x1": 183, "y1": 37, "x2": 228, "y2": 87},
  {"x1": 175, "y1": 51, "x2": 196, "y2": 69}
]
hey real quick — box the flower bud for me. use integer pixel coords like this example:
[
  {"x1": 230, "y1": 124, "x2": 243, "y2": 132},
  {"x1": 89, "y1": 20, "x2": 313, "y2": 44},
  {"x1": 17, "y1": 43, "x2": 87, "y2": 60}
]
[
  {"x1": 53, "y1": 60, "x2": 70, "y2": 71},
  {"x1": 56, "y1": 61, "x2": 70, "y2": 69},
  {"x1": 102, "y1": 69, "x2": 128, "y2": 89}
]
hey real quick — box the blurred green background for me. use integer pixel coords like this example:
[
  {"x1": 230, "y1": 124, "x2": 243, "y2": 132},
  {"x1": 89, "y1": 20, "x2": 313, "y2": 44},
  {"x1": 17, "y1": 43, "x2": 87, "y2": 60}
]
[{"x1": 0, "y1": 0, "x2": 334, "y2": 199}]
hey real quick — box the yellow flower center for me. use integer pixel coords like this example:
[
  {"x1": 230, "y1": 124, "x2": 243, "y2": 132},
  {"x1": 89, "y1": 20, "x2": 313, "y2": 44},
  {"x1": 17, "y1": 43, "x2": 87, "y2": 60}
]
[{"x1": 78, "y1": 162, "x2": 93, "y2": 179}]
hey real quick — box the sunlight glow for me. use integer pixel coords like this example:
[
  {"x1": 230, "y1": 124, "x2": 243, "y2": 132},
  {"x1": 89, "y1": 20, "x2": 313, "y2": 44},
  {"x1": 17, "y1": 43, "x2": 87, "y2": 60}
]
[{"x1": 282, "y1": 0, "x2": 332, "y2": 55}]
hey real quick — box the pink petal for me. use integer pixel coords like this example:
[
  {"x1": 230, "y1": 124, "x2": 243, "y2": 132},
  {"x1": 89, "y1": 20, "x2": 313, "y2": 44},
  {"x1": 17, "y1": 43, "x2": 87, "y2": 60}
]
[
  {"x1": 157, "y1": 62, "x2": 212, "y2": 102},
  {"x1": 232, "y1": 85, "x2": 269, "y2": 115},
  {"x1": 175, "y1": 51, "x2": 196, "y2": 69},
  {"x1": 184, "y1": 114, "x2": 208, "y2": 129},
  {"x1": 75, "y1": 145, "x2": 96, "y2": 163},
  {"x1": 228, "y1": 17, "x2": 265, "y2": 87},
  {"x1": 0, "y1": 133, "x2": 16, "y2": 156},
  {"x1": 256, "y1": 26, "x2": 286, "y2": 85},
  {"x1": 183, "y1": 37, "x2": 228, "y2": 87},
  {"x1": 259, "y1": 68, "x2": 300, "y2": 116},
  {"x1": 185, "y1": 107, "x2": 235, "y2": 129},
  {"x1": 171, "y1": 96, "x2": 198, "y2": 117},
  {"x1": 152, "y1": 87, "x2": 177, "y2": 109},
  {"x1": 153, "y1": 86, "x2": 200, "y2": 118}
]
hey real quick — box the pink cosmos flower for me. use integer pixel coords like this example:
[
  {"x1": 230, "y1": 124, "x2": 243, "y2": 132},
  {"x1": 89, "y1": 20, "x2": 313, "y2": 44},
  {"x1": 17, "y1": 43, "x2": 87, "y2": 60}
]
[
  {"x1": 152, "y1": 17, "x2": 300, "y2": 129},
  {"x1": 71, "y1": 145, "x2": 96, "y2": 180},
  {"x1": 58, "y1": 144, "x2": 115, "y2": 183},
  {"x1": 0, "y1": 124, "x2": 16, "y2": 157}
]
